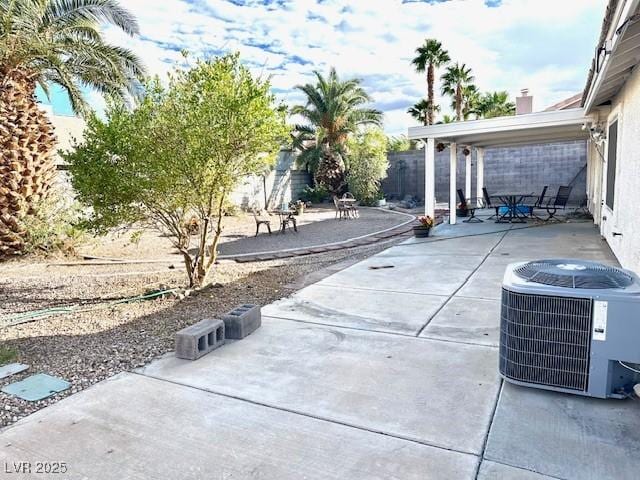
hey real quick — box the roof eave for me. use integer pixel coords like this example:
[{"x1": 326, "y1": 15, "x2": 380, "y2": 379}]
[
  {"x1": 407, "y1": 109, "x2": 588, "y2": 142},
  {"x1": 583, "y1": 0, "x2": 640, "y2": 112}
]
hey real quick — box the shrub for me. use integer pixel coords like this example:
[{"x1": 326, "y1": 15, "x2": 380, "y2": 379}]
[
  {"x1": 345, "y1": 128, "x2": 389, "y2": 205},
  {"x1": 21, "y1": 192, "x2": 84, "y2": 256},
  {"x1": 0, "y1": 346, "x2": 17, "y2": 365},
  {"x1": 66, "y1": 54, "x2": 288, "y2": 287},
  {"x1": 299, "y1": 184, "x2": 328, "y2": 204}
]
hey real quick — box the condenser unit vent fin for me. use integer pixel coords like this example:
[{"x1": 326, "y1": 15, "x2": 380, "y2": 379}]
[
  {"x1": 514, "y1": 259, "x2": 633, "y2": 289},
  {"x1": 500, "y1": 289, "x2": 592, "y2": 391}
]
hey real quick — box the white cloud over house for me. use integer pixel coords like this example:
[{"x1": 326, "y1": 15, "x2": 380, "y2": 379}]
[{"x1": 99, "y1": 0, "x2": 606, "y2": 135}]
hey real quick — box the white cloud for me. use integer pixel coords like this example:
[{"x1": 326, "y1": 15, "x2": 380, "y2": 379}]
[{"x1": 96, "y1": 0, "x2": 607, "y2": 134}]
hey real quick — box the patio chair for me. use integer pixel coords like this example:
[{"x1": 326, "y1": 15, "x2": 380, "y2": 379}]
[
  {"x1": 544, "y1": 186, "x2": 573, "y2": 221},
  {"x1": 457, "y1": 189, "x2": 484, "y2": 223},
  {"x1": 251, "y1": 207, "x2": 272, "y2": 236},
  {"x1": 333, "y1": 195, "x2": 349, "y2": 220},
  {"x1": 526, "y1": 185, "x2": 548, "y2": 218},
  {"x1": 342, "y1": 192, "x2": 359, "y2": 218},
  {"x1": 482, "y1": 187, "x2": 500, "y2": 220}
]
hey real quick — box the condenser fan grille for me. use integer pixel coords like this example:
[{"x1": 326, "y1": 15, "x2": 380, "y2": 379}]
[{"x1": 514, "y1": 259, "x2": 633, "y2": 289}]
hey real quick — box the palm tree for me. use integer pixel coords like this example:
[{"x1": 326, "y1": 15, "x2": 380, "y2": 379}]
[
  {"x1": 460, "y1": 84, "x2": 481, "y2": 120},
  {"x1": 441, "y1": 63, "x2": 474, "y2": 121},
  {"x1": 476, "y1": 91, "x2": 516, "y2": 119},
  {"x1": 437, "y1": 114, "x2": 455, "y2": 124},
  {"x1": 291, "y1": 68, "x2": 382, "y2": 194},
  {"x1": 411, "y1": 39, "x2": 450, "y2": 125},
  {"x1": 0, "y1": 0, "x2": 144, "y2": 257},
  {"x1": 407, "y1": 99, "x2": 439, "y2": 126}
]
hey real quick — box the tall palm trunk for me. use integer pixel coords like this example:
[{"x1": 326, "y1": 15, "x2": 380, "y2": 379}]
[
  {"x1": 0, "y1": 70, "x2": 57, "y2": 257},
  {"x1": 427, "y1": 64, "x2": 435, "y2": 125},
  {"x1": 455, "y1": 85, "x2": 463, "y2": 121},
  {"x1": 315, "y1": 142, "x2": 345, "y2": 195}
]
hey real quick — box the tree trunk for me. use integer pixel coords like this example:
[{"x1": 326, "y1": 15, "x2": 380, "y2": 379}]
[
  {"x1": 314, "y1": 143, "x2": 345, "y2": 195},
  {"x1": 427, "y1": 64, "x2": 435, "y2": 125},
  {"x1": 455, "y1": 85, "x2": 463, "y2": 121},
  {"x1": 0, "y1": 70, "x2": 57, "y2": 258}
]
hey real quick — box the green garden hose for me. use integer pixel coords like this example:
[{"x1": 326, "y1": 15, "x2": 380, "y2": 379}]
[{"x1": 0, "y1": 289, "x2": 178, "y2": 328}]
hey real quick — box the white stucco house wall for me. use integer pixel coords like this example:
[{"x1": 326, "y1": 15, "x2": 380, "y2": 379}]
[{"x1": 583, "y1": 0, "x2": 640, "y2": 274}]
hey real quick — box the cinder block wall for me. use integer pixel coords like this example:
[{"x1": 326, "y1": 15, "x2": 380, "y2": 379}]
[
  {"x1": 230, "y1": 150, "x2": 312, "y2": 210},
  {"x1": 382, "y1": 140, "x2": 587, "y2": 204}
]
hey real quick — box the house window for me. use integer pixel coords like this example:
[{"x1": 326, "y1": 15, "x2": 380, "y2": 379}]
[{"x1": 606, "y1": 120, "x2": 618, "y2": 210}]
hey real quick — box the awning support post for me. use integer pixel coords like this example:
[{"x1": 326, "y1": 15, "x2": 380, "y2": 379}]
[
  {"x1": 424, "y1": 138, "x2": 435, "y2": 218},
  {"x1": 449, "y1": 142, "x2": 457, "y2": 225},
  {"x1": 476, "y1": 147, "x2": 484, "y2": 207},
  {"x1": 465, "y1": 147, "x2": 472, "y2": 202}
]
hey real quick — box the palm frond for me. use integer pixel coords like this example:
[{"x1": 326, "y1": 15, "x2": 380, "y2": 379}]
[
  {"x1": 43, "y1": 0, "x2": 139, "y2": 36},
  {"x1": 1, "y1": 0, "x2": 145, "y2": 116}
]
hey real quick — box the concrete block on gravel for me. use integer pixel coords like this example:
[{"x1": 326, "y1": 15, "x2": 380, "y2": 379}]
[
  {"x1": 222, "y1": 304, "x2": 261, "y2": 339},
  {"x1": 175, "y1": 319, "x2": 225, "y2": 360}
]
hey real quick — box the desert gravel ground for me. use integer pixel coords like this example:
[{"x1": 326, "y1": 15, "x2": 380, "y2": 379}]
[
  {"x1": 0, "y1": 238, "x2": 404, "y2": 428},
  {"x1": 79, "y1": 205, "x2": 410, "y2": 260}
]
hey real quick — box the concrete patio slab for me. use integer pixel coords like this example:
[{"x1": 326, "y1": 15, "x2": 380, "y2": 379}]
[
  {"x1": 458, "y1": 224, "x2": 620, "y2": 300},
  {"x1": 263, "y1": 284, "x2": 446, "y2": 335},
  {"x1": 0, "y1": 373, "x2": 478, "y2": 480},
  {"x1": 415, "y1": 220, "x2": 515, "y2": 239},
  {"x1": 420, "y1": 297, "x2": 501, "y2": 346},
  {"x1": 380, "y1": 232, "x2": 504, "y2": 257},
  {"x1": 485, "y1": 383, "x2": 640, "y2": 480},
  {"x1": 141, "y1": 318, "x2": 501, "y2": 455},
  {"x1": 477, "y1": 461, "x2": 558, "y2": 479},
  {"x1": 456, "y1": 256, "x2": 515, "y2": 300},
  {"x1": 2, "y1": 220, "x2": 636, "y2": 479},
  {"x1": 317, "y1": 251, "x2": 486, "y2": 296},
  {"x1": 494, "y1": 222, "x2": 617, "y2": 262}
]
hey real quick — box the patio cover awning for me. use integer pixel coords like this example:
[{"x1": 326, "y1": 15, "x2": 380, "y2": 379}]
[
  {"x1": 407, "y1": 108, "x2": 590, "y2": 224},
  {"x1": 408, "y1": 108, "x2": 589, "y2": 148}
]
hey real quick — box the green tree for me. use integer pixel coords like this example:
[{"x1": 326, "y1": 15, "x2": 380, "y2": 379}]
[
  {"x1": 387, "y1": 134, "x2": 412, "y2": 152},
  {"x1": 437, "y1": 114, "x2": 455, "y2": 124},
  {"x1": 345, "y1": 128, "x2": 389, "y2": 205},
  {"x1": 291, "y1": 68, "x2": 382, "y2": 194},
  {"x1": 460, "y1": 84, "x2": 481, "y2": 120},
  {"x1": 0, "y1": 0, "x2": 144, "y2": 257},
  {"x1": 411, "y1": 39, "x2": 450, "y2": 125},
  {"x1": 441, "y1": 62, "x2": 474, "y2": 121},
  {"x1": 408, "y1": 98, "x2": 439, "y2": 126},
  {"x1": 67, "y1": 55, "x2": 288, "y2": 287},
  {"x1": 476, "y1": 90, "x2": 516, "y2": 118}
]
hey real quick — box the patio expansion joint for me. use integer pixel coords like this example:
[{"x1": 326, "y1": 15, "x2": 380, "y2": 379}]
[
  {"x1": 133, "y1": 371, "x2": 481, "y2": 459},
  {"x1": 473, "y1": 383, "x2": 567, "y2": 480},
  {"x1": 415, "y1": 228, "x2": 511, "y2": 338},
  {"x1": 473, "y1": 379, "x2": 504, "y2": 480},
  {"x1": 263, "y1": 314, "x2": 498, "y2": 348},
  {"x1": 478, "y1": 459, "x2": 567, "y2": 480},
  {"x1": 316, "y1": 282, "x2": 453, "y2": 297}
]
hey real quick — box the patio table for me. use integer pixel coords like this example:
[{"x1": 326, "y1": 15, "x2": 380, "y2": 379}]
[
  {"x1": 491, "y1": 193, "x2": 536, "y2": 224},
  {"x1": 272, "y1": 209, "x2": 298, "y2": 233}
]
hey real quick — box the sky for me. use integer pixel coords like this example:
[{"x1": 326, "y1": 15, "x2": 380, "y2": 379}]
[{"x1": 40, "y1": 0, "x2": 607, "y2": 135}]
